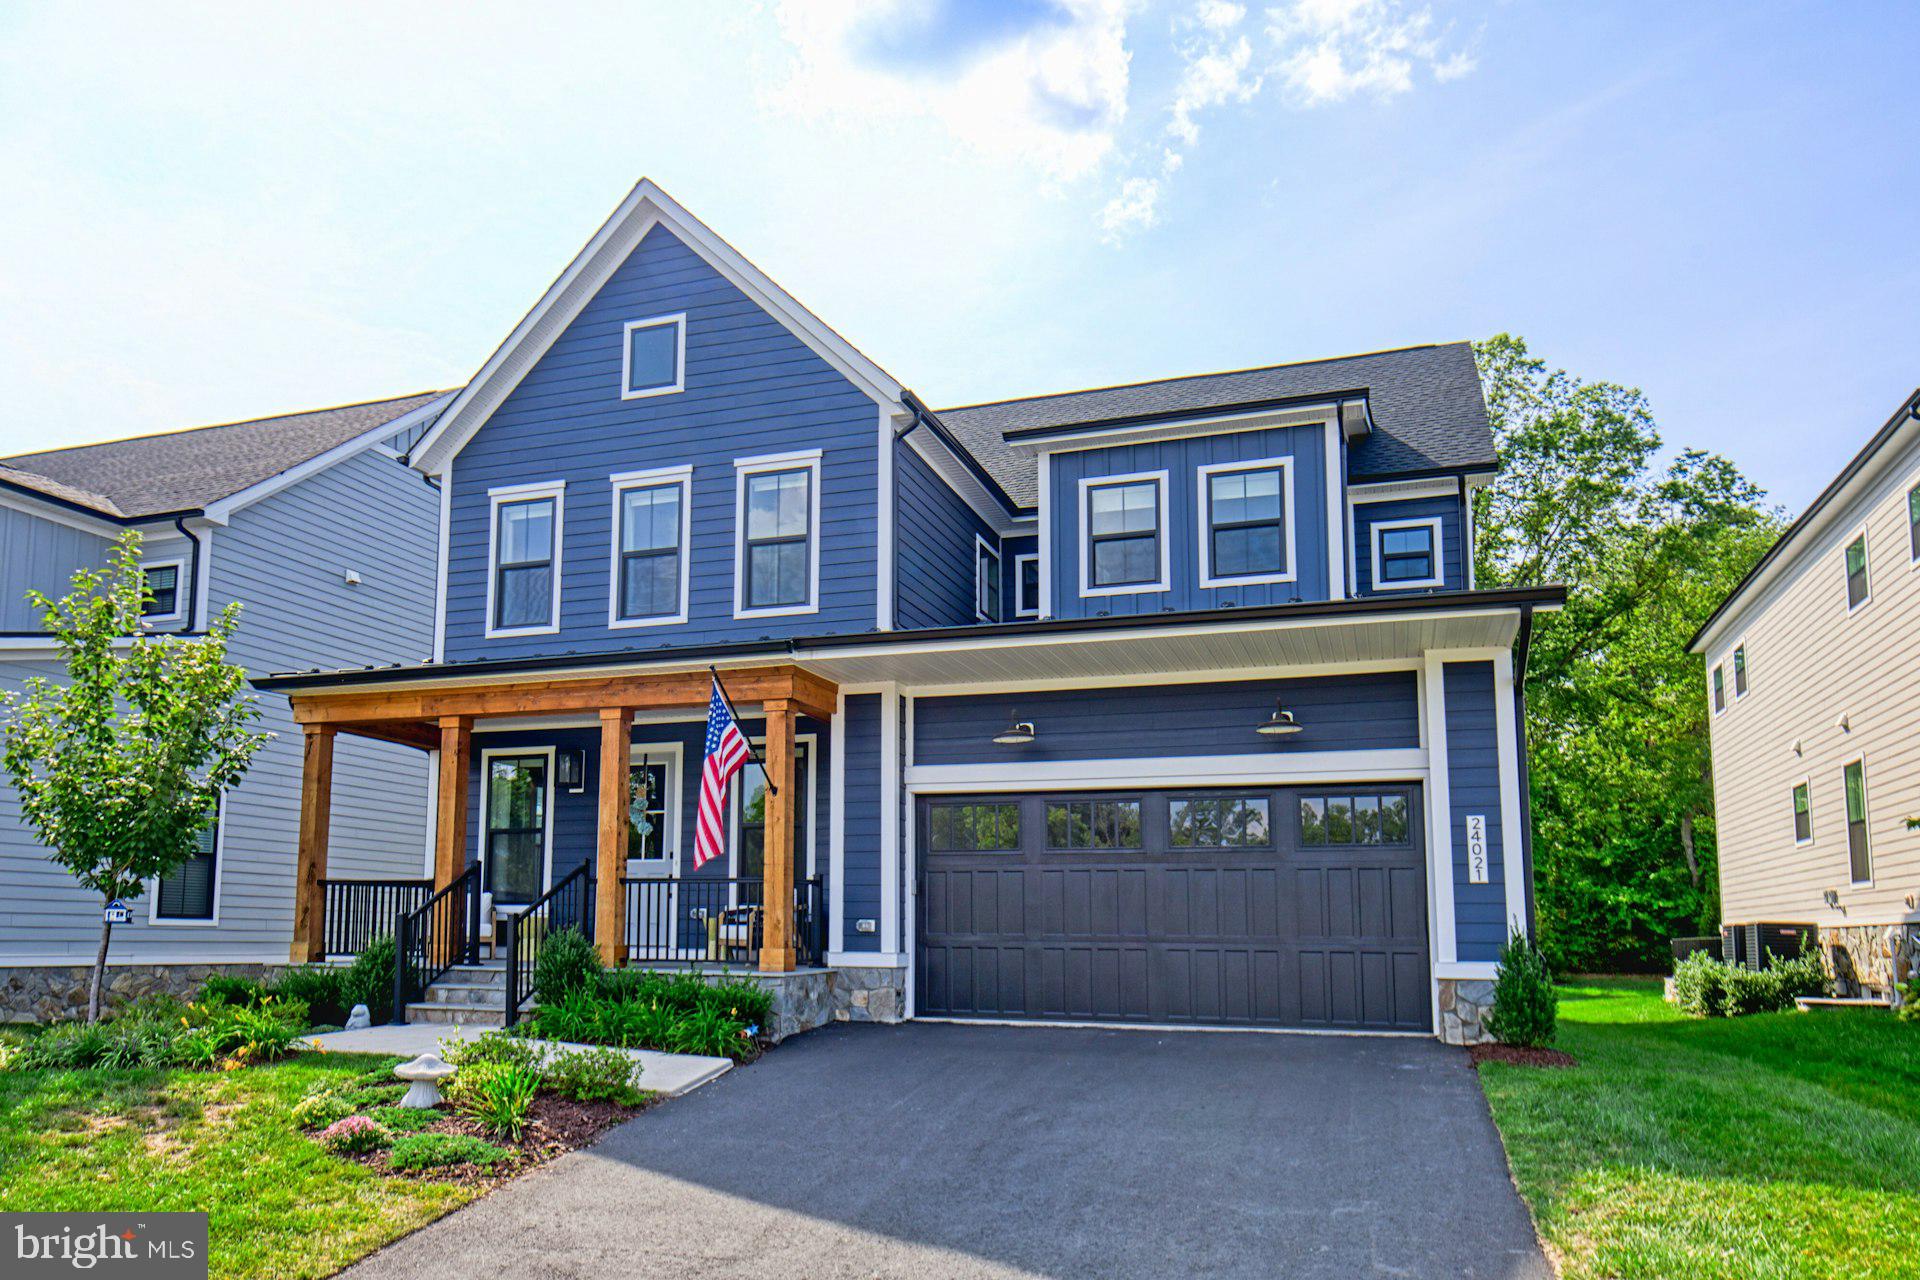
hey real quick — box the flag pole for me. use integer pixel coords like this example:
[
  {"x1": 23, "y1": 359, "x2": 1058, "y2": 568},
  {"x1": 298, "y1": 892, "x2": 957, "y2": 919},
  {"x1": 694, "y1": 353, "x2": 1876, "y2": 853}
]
[{"x1": 708, "y1": 665, "x2": 777, "y2": 795}]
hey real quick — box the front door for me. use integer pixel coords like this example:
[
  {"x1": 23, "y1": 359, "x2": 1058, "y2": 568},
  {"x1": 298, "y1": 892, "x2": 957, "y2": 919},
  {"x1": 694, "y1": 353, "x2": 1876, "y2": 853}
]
[
  {"x1": 482, "y1": 753, "x2": 550, "y2": 906},
  {"x1": 626, "y1": 750, "x2": 679, "y2": 957}
]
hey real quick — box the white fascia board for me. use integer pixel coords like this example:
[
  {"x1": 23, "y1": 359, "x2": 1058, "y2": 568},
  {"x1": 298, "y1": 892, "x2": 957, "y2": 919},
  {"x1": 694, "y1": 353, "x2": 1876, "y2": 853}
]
[
  {"x1": 1349, "y1": 477, "x2": 1462, "y2": 504},
  {"x1": 411, "y1": 179, "x2": 905, "y2": 476},
  {"x1": 1006, "y1": 402, "x2": 1340, "y2": 454},
  {"x1": 902, "y1": 427, "x2": 1024, "y2": 536},
  {"x1": 200, "y1": 392, "x2": 455, "y2": 525}
]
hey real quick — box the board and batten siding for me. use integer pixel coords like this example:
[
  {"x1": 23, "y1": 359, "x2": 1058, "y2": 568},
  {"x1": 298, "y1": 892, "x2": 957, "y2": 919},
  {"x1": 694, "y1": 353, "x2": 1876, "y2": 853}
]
[
  {"x1": 840, "y1": 693, "x2": 883, "y2": 952},
  {"x1": 0, "y1": 447, "x2": 439, "y2": 964},
  {"x1": 1706, "y1": 441, "x2": 1920, "y2": 927},
  {"x1": 1043, "y1": 424, "x2": 1329, "y2": 619},
  {"x1": 1352, "y1": 495, "x2": 1466, "y2": 595},
  {"x1": 0, "y1": 504, "x2": 111, "y2": 631},
  {"x1": 442, "y1": 225, "x2": 880, "y2": 661},
  {"x1": 894, "y1": 442, "x2": 997, "y2": 630},
  {"x1": 1442, "y1": 661, "x2": 1508, "y2": 963}
]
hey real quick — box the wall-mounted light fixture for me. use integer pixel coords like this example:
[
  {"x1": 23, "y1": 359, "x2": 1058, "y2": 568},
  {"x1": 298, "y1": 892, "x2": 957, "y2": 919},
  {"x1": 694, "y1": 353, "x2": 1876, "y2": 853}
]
[
  {"x1": 1823, "y1": 887, "x2": 1841, "y2": 908},
  {"x1": 556, "y1": 747, "x2": 587, "y2": 793},
  {"x1": 1256, "y1": 702, "x2": 1303, "y2": 737},
  {"x1": 992, "y1": 715, "x2": 1036, "y2": 746}
]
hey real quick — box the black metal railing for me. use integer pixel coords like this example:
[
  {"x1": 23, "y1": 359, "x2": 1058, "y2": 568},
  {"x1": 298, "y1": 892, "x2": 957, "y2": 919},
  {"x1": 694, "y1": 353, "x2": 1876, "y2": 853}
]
[
  {"x1": 502, "y1": 864, "x2": 596, "y2": 1028},
  {"x1": 620, "y1": 875, "x2": 825, "y2": 968},
  {"x1": 320, "y1": 878, "x2": 433, "y2": 959},
  {"x1": 393, "y1": 864, "x2": 481, "y2": 1023}
]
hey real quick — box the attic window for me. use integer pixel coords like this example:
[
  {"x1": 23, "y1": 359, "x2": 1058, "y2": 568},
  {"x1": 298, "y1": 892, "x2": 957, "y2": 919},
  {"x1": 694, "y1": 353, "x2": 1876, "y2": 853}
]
[{"x1": 622, "y1": 314, "x2": 685, "y2": 399}]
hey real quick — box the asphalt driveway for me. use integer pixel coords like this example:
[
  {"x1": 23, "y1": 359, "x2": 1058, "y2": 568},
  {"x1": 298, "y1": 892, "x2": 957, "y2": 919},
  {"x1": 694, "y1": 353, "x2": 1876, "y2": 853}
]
[{"x1": 343, "y1": 1023, "x2": 1550, "y2": 1280}]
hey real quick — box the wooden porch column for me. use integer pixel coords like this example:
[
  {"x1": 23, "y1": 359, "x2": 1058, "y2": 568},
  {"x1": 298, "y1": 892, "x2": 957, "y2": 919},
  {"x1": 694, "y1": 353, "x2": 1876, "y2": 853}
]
[
  {"x1": 291, "y1": 725, "x2": 336, "y2": 962},
  {"x1": 759, "y1": 698, "x2": 798, "y2": 973},
  {"x1": 595, "y1": 707, "x2": 633, "y2": 967},
  {"x1": 434, "y1": 716, "x2": 472, "y2": 892}
]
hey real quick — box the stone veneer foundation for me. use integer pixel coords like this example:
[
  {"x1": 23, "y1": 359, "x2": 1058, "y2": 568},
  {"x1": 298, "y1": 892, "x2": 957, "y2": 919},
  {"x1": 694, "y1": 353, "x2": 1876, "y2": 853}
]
[
  {"x1": 1436, "y1": 977, "x2": 1496, "y2": 1045},
  {"x1": 1, "y1": 963, "x2": 289, "y2": 1023},
  {"x1": 1817, "y1": 923, "x2": 1920, "y2": 1002},
  {"x1": 683, "y1": 965, "x2": 907, "y2": 1042}
]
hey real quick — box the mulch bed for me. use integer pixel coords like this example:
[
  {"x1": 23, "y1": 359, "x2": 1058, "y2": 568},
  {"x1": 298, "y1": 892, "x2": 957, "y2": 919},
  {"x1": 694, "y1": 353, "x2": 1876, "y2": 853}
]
[
  {"x1": 1468, "y1": 1043, "x2": 1578, "y2": 1069},
  {"x1": 351, "y1": 1092, "x2": 659, "y2": 1185}
]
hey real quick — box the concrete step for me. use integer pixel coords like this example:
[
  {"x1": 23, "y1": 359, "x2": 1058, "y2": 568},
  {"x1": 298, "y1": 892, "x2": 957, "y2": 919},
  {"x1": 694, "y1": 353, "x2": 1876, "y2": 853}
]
[
  {"x1": 425, "y1": 985, "x2": 506, "y2": 1007},
  {"x1": 404, "y1": 1001, "x2": 506, "y2": 1026}
]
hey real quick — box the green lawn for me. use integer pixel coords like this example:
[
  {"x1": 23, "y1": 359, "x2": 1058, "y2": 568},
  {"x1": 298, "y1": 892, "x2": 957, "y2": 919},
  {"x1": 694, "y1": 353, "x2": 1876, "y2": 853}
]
[
  {"x1": 1478, "y1": 977, "x2": 1920, "y2": 1280},
  {"x1": 0, "y1": 1051, "x2": 481, "y2": 1280}
]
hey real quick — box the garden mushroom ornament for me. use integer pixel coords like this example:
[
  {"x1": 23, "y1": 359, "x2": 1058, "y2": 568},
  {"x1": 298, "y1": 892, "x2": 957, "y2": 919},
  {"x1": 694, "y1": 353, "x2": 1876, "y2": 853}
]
[{"x1": 394, "y1": 1053, "x2": 455, "y2": 1108}]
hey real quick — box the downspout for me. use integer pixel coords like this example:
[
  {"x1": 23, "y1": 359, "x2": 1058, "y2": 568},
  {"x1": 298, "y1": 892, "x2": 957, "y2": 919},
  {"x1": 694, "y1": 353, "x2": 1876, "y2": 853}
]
[
  {"x1": 1513, "y1": 603, "x2": 1538, "y2": 939},
  {"x1": 172, "y1": 515, "x2": 202, "y2": 634}
]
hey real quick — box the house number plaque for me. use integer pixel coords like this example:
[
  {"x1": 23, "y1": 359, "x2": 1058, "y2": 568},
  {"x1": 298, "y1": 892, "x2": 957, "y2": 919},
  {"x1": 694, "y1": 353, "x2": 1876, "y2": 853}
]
[{"x1": 1465, "y1": 815, "x2": 1489, "y2": 884}]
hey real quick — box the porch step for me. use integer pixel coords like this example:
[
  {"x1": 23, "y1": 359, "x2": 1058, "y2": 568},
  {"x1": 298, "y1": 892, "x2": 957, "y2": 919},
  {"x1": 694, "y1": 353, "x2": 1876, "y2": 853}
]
[
  {"x1": 404, "y1": 1001, "x2": 506, "y2": 1026},
  {"x1": 425, "y1": 980, "x2": 508, "y2": 1006}
]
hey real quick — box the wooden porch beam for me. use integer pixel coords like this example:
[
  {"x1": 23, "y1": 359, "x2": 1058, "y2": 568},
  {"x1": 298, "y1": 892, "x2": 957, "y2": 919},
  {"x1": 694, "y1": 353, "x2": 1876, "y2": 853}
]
[
  {"x1": 759, "y1": 698, "x2": 798, "y2": 974},
  {"x1": 333, "y1": 719, "x2": 440, "y2": 751},
  {"x1": 595, "y1": 707, "x2": 632, "y2": 968},
  {"x1": 291, "y1": 725, "x2": 335, "y2": 963},
  {"x1": 434, "y1": 716, "x2": 472, "y2": 893}
]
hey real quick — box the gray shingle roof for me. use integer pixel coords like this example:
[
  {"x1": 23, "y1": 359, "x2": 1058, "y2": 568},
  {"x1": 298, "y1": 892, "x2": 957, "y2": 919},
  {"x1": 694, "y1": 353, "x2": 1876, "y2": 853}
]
[
  {"x1": 936, "y1": 342, "x2": 1496, "y2": 508},
  {"x1": 0, "y1": 392, "x2": 449, "y2": 520}
]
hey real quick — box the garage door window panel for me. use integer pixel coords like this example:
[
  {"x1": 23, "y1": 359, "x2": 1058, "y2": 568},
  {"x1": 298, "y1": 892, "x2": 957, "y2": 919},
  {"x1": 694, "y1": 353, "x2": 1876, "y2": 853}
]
[
  {"x1": 1168, "y1": 795, "x2": 1270, "y2": 848},
  {"x1": 1301, "y1": 793, "x2": 1411, "y2": 846},
  {"x1": 929, "y1": 801, "x2": 1022, "y2": 853},
  {"x1": 1045, "y1": 799, "x2": 1143, "y2": 850}
]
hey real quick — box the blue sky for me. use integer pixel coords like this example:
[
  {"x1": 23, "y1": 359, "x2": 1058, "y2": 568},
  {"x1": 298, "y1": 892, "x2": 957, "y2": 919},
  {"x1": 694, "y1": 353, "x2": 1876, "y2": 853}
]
[{"x1": 0, "y1": 0, "x2": 1913, "y2": 511}]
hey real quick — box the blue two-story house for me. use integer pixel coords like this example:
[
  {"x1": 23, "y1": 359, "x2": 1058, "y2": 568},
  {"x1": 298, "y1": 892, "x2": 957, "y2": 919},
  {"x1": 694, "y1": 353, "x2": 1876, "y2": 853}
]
[{"x1": 259, "y1": 180, "x2": 1562, "y2": 1043}]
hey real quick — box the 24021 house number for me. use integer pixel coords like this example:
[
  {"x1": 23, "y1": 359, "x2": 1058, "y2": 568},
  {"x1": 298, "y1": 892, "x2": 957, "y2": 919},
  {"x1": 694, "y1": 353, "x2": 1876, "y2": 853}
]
[{"x1": 1465, "y1": 815, "x2": 1489, "y2": 884}]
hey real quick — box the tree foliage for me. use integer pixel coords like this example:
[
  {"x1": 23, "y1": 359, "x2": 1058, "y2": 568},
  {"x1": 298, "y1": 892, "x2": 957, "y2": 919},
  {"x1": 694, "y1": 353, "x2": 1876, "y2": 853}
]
[
  {"x1": 1474, "y1": 335, "x2": 1782, "y2": 972},
  {"x1": 0, "y1": 531, "x2": 269, "y2": 1019}
]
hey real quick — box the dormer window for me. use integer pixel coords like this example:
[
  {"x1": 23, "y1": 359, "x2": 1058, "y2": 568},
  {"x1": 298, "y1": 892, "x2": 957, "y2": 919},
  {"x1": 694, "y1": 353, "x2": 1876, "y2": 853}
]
[
  {"x1": 486, "y1": 481, "x2": 564, "y2": 637},
  {"x1": 140, "y1": 559, "x2": 186, "y2": 624},
  {"x1": 1198, "y1": 458, "x2": 1295, "y2": 588},
  {"x1": 621, "y1": 314, "x2": 686, "y2": 399},
  {"x1": 1370, "y1": 517, "x2": 1444, "y2": 590},
  {"x1": 1080, "y1": 472, "x2": 1169, "y2": 596}
]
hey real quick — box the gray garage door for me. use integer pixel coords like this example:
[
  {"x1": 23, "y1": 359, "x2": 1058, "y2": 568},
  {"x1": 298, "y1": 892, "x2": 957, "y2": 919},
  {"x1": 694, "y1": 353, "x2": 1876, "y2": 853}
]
[{"x1": 917, "y1": 786, "x2": 1430, "y2": 1031}]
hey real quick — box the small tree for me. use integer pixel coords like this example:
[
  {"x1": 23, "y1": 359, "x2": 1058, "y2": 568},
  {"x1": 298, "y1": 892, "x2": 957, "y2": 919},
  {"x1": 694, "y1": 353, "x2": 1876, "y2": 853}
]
[
  {"x1": 1, "y1": 531, "x2": 268, "y2": 1021},
  {"x1": 1486, "y1": 928, "x2": 1559, "y2": 1048}
]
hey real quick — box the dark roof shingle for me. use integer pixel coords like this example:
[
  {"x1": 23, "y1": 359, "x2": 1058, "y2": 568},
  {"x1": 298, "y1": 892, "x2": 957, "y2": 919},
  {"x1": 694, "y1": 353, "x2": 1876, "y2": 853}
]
[
  {"x1": 0, "y1": 392, "x2": 448, "y2": 520},
  {"x1": 936, "y1": 342, "x2": 1496, "y2": 508}
]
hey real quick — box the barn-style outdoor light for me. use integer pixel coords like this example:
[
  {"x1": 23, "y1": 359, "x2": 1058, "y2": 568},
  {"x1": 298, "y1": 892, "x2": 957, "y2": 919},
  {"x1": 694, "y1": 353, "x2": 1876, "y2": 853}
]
[
  {"x1": 1255, "y1": 702, "x2": 1303, "y2": 736},
  {"x1": 992, "y1": 714, "x2": 1036, "y2": 746},
  {"x1": 555, "y1": 747, "x2": 587, "y2": 792}
]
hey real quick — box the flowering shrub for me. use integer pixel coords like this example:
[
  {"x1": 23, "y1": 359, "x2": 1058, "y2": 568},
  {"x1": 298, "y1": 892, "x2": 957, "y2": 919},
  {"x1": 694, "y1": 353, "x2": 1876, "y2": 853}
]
[{"x1": 318, "y1": 1115, "x2": 392, "y2": 1155}]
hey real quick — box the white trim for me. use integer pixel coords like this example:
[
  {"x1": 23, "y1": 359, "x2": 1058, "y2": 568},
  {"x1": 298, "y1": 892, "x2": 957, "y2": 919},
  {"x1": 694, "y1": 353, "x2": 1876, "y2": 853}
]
[
  {"x1": 607, "y1": 465, "x2": 693, "y2": 629},
  {"x1": 477, "y1": 745, "x2": 558, "y2": 899},
  {"x1": 733, "y1": 451, "x2": 823, "y2": 619},
  {"x1": 0, "y1": 486, "x2": 124, "y2": 537},
  {"x1": 913, "y1": 1016, "x2": 1426, "y2": 1039},
  {"x1": 146, "y1": 794, "x2": 226, "y2": 927},
  {"x1": 1009, "y1": 402, "x2": 1341, "y2": 454},
  {"x1": 1012, "y1": 552, "x2": 1040, "y2": 618},
  {"x1": 973, "y1": 535, "x2": 1002, "y2": 623},
  {"x1": 1195, "y1": 456, "x2": 1298, "y2": 589},
  {"x1": 0, "y1": 636, "x2": 134, "y2": 656},
  {"x1": 422, "y1": 749, "x2": 440, "y2": 878},
  {"x1": 1492, "y1": 649, "x2": 1528, "y2": 939},
  {"x1": 891, "y1": 658, "x2": 1423, "y2": 699},
  {"x1": 190, "y1": 522, "x2": 213, "y2": 629},
  {"x1": 902, "y1": 427, "x2": 1025, "y2": 537},
  {"x1": 1323, "y1": 422, "x2": 1345, "y2": 600},
  {"x1": 1432, "y1": 961, "x2": 1500, "y2": 980},
  {"x1": 431, "y1": 473, "x2": 452, "y2": 663},
  {"x1": 902, "y1": 690, "x2": 917, "y2": 1019},
  {"x1": 626, "y1": 740, "x2": 685, "y2": 873},
  {"x1": 879, "y1": 685, "x2": 902, "y2": 954},
  {"x1": 483, "y1": 480, "x2": 565, "y2": 639},
  {"x1": 1036, "y1": 452, "x2": 1053, "y2": 619},
  {"x1": 618, "y1": 313, "x2": 687, "y2": 400},
  {"x1": 829, "y1": 689, "x2": 847, "y2": 955},
  {"x1": 877, "y1": 407, "x2": 896, "y2": 630},
  {"x1": 1709, "y1": 661, "x2": 1728, "y2": 715},
  {"x1": 200, "y1": 392, "x2": 456, "y2": 524},
  {"x1": 1842, "y1": 753, "x2": 1873, "y2": 888},
  {"x1": 1844, "y1": 525, "x2": 1872, "y2": 614},
  {"x1": 409, "y1": 180, "x2": 904, "y2": 475},
  {"x1": 1077, "y1": 469, "x2": 1171, "y2": 597},
  {"x1": 824, "y1": 951, "x2": 907, "y2": 967},
  {"x1": 1349, "y1": 477, "x2": 1470, "y2": 504},
  {"x1": 137, "y1": 555, "x2": 189, "y2": 628},
  {"x1": 1791, "y1": 775, "x2": 1814, "y2": 849},
  {"x1": 1369, "y1": 517, "x2": 1445, "y2": 591},
  {"x1": 1422, "y1": 652, "x2": 1457, "y2": 965},
  {"x1": 904, "y1": 749, "x2": 1427, "y2": 793}
]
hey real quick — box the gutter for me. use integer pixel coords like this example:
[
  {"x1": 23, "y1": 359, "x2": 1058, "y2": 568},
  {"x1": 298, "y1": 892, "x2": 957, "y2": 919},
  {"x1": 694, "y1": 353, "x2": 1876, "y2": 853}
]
[
  {"x1": 172, "y1": 515, "x2": 202, "y2": 633},
  {"x1": 897, "y1": 389, "x2": 1025, "y2": 515}
]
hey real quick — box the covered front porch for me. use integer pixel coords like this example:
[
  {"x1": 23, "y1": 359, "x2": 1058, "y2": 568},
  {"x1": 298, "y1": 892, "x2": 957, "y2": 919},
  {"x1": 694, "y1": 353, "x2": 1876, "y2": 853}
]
[{"x1": 286, "y1": 664, "x2": 840, "y2": 1014}]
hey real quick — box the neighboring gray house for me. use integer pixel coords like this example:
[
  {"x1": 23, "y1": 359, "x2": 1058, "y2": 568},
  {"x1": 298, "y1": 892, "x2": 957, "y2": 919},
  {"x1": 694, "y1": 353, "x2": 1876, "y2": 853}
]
[{"x1": 0, "y1": 391, "x2": 452, "y2": 1018}]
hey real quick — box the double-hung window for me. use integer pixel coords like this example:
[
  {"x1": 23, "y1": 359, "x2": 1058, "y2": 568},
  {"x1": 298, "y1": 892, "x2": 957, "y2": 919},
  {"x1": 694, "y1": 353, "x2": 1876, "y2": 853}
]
[
  {"x1": 1013, "y1": 552, "x2": 1040, "y2": 618},
  {"x1": 1845, "y1": 532, "x2": 1869, "y2": 609},
  {"x1": 1710, "y1": 663, "x2": 1726, "y2": 713},
  {"x1": 1198, "y1": 459, "x2": 1293, "y2": 587},
  {"x1": 1843, "y1": 759, "x2": 1871, "y2": 884},
  {"x1": 1732, "y1": 644, "x2": 1749, "y2": 698},
  {"x1": 609, "y1": 467, "x2": 691, "y2": 627},
  {"x1": 1791, "y1": 780, "x2": 1812, "y2": 846},
  {"x1": 1081, "y1": 472, "x2": 1168, "y2": 594},
  {"x1": 487, "y1": 483, "x2": 564, "y2": 636},
  {"x1": 155, "y1": 798, "x2": 221, "y2": 922},
  {"x1": 141, "y1": 559, "x2": 186, "y2": 624},
  {"x1": 1371, "y1": 517, "x2": 1444, "y2": 590},
  {"x1": 975, "y1": 537, "x2": 1002, "y2": 622},
  {"x1": 735, "y1": 452, "x2": 821, "y2": 616},
  {"x1": 621, "y1": 314, "x2": 685, "y2": 399}
]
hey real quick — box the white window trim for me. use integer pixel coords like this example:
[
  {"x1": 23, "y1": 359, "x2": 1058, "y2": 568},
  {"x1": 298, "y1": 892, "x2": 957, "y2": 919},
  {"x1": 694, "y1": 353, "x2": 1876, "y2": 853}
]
[
  {"x1": 733, "y1": 450, "x2": 823, "y2": 619},
  {"x1": 1842, "y1": 754, "x2": 1872, "y2": 888},
  {"x1": 1791, "y1": 776, "x2": 1814, "y2": 848},
  {"x1": 147, "y1": 795, "x2": 225, "y2": 927},
  {"x1": 607, "y1": 465, "x2": 693, "y2": 630},
  {"x1": 1012, "y1": 551, "x2": 1040, "y2": 619},
  {"x1": 974, "y1": 534, "x2": 1002, "y2": 623},
  {"x1": 619, "y1": 312, "x2": 687, "y2": 400},
  {"x1": 625, "y1": 741, "x2": 685, "y2": 872},
  {"x1": 484, "y1": 480, "x2": 566, "y2": 639},
  {"x1": 728, "y1": 732, "x2": 820, "y2": 884},
  {"x1": 1195, "y1": 456, "x2": 1298, "y2": 589},
  {"x1": 1078, "y1": 469, "x2": 1171, "y2": 598},
  {"x1": 1730, "y1": 639, "x2": 1750, "y2": 701},
  {"x1": 1369, "y1": 516, "x2": 1445, "y2": 591},
  {"x1": 139, "y1": 556, "x2": 189, "y2": 628},
  {"x1": 1709, "y1": 662, "x2": 1727, "y2": 715},
  {"x1": 1844, "y1": 526, "x2": 1871, "y2": 614},
  {"x1": 476, "y1": 745, "x2": 558, "y2": 901}
]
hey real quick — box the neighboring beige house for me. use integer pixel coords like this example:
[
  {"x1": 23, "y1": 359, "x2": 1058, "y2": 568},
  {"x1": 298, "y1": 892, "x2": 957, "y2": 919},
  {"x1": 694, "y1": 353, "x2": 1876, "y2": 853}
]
[{"x1": 1690, "y1": 388, "x2": 1920, "y2": 1000}]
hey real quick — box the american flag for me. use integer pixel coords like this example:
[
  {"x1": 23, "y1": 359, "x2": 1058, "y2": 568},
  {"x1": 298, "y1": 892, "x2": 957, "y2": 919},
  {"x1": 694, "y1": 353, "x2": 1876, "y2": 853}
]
[{"x1": 694, "y1": 678, "x2": 753, "y2": 869}]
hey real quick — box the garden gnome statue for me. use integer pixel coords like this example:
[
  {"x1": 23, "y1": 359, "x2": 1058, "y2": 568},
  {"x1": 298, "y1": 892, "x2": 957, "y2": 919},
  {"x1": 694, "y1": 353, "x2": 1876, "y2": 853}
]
[
  {"x1": 344, "y1": 1003, "x2": 372, "y2": 1030},
  {"x1": 395, "y1": 1053, "x2": 455, "y2": 1108}
]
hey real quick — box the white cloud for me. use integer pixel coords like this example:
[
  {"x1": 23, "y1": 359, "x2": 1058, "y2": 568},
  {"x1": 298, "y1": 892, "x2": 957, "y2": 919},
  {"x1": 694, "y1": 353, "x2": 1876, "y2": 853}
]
[
  {"x1": 1266, "y1": 0, "x2": 1471, "y2": 106},
  {"x1": 1098, "y1": 174, "x2": 1164, "y2": 239},
  {"x1": 1169, "y1": 34, "x2": 1259, "y2": 145},
  {"x1": 1194, "y1": 1, "x2": 1248, "y2": 31}
]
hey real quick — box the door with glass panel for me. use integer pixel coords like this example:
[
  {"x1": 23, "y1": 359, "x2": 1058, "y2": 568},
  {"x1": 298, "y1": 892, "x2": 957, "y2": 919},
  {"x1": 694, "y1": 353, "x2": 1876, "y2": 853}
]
[
  {"x1": 483, "y1": 754, "x2": 550, "y2": 906},
  {"x1": 624, "y1": 751, "x2": 680, "y2": 957}
]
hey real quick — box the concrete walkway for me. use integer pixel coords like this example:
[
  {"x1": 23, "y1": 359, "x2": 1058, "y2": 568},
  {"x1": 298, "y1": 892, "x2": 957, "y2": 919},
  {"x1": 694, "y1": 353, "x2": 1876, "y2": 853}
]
[
  {"x1": 341, "y1": 1022, "x2": 1550, "y2": 1280},
  {"x1": 303, "y1": 1024, "x2": 732, "y2": 1097}
]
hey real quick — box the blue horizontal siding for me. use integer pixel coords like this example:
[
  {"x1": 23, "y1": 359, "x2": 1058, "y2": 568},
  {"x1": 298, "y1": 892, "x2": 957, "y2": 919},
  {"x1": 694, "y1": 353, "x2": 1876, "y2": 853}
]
[
  {"x1": 1045, "y1": 425, "x2": 1329, "y2": 619},
  {"x1": 444, "y1": 225, "x2": 878, "y2": 661},
  {"x1": 1354, "y1": 495, "x2": 1466, "y2": 594},
  {"x1": 1001, "y1": 532, "x2": 1038, "y2": 617},
  {"x1": 1443, "y1": 661, "x2": 1507, "y2": 962},
  {"x1": 912, "y1": 672, "x2": 1418, "y2": 766},
  {"x1": 841, "y1": 693, "x2": 882, "y2": 951},
  {"x1": 894, "y1": 442, "x2": 996, "y2": 630}
]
